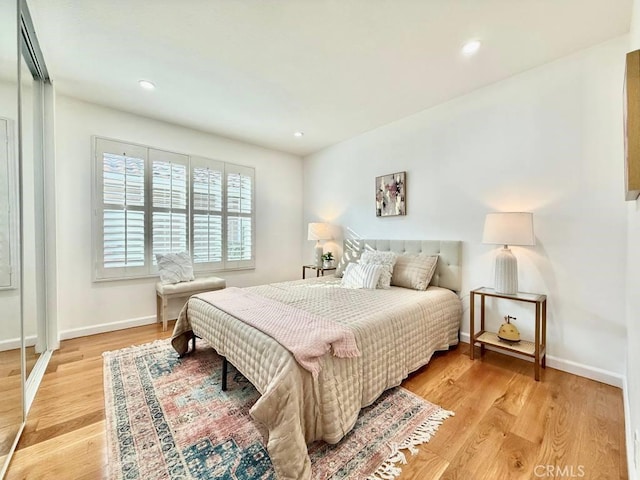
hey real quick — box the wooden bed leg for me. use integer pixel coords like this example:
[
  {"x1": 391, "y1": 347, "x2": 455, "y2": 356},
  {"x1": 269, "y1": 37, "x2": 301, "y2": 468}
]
[{"x1": 221, "y1": 356, "x2": 228, "y2": 391}]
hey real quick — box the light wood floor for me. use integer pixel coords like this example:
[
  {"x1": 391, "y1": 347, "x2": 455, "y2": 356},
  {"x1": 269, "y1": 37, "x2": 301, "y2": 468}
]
[
  {"x1": 1, "y1": 345, "x2": 42, "y2": 464},
  {"x1": 5, "y1": 322, "x2": 627, "y2": 479}
]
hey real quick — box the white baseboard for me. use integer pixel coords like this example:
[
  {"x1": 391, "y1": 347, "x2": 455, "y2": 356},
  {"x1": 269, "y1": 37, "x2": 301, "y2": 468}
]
[
  {"x1": 460, "y1": 331, "x2": 624, "y2": 388},
  {"x1": 545, "y1": 355, "x2": 624, "y2": 388},
  {"x1": 0, "y1": 334, "x2": 37, "y2": 352},
  {"x1": 58, "y1": 315, "x2": 158, "y2": 341}
]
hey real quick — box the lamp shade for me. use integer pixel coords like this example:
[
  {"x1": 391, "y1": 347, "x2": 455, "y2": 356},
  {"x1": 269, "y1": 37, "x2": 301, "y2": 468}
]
[
  {"x1": 307, "y1": 222, "x2": 332, "y2": 241},
  {"x1": 482, "y1": 212, "x2": 535, "y2": 246}
]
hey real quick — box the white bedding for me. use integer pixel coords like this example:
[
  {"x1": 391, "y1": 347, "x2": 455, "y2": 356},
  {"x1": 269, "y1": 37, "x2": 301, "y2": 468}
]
[{"x1": 172, "y1": 275, "x2": 462, "y2": 479}]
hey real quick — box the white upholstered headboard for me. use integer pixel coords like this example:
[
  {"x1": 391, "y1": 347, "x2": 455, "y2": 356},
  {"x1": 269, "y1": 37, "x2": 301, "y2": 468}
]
[{"x1": 346, "y1": 239, "x2": 462, "y2": 293}]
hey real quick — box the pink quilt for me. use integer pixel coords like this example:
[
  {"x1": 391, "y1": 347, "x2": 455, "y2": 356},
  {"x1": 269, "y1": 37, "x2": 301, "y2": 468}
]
[{"x1": 194, "y1": 287, "x2": 361, "y2": 377}]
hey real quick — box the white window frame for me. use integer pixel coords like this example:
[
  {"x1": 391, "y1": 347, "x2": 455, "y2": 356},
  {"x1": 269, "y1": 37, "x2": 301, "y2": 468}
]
[{"x1": 92, "y1": 137, "x2": 256, "y2": 281}]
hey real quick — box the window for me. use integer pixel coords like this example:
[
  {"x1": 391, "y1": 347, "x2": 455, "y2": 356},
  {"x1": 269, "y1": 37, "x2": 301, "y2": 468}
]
[
  {"x1": 191, "y1": 156, "x2": 224, "y2": 269},
  {"x1": 226, "y1": 164, "x2": 254, "y2": 269},
  {"x1": 0, "y1": 118, "x2": 17, "y2": 289},
  {"x1": 151, "y1": 149, "x2": 189, "y2": 263},
  {"x1": 93, "y1": 138, "x2": 255, "y2": 280}
]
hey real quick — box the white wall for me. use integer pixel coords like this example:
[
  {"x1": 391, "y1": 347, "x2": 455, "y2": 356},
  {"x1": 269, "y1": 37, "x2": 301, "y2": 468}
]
[
  {"x1": 55, "y1": 95, "x2": 303, "y2": 336},
  {"x1": 627, "y1": 1, "x2": 640, "y2": 476},
  {"x1": 304, "y1": 37, "x2": 629, "y2": 382}
]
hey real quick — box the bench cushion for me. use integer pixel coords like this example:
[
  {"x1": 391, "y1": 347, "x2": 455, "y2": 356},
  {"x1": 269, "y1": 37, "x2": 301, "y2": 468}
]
[{"x1": 156, "y1": 276, "x2": 226, "y2": 296}]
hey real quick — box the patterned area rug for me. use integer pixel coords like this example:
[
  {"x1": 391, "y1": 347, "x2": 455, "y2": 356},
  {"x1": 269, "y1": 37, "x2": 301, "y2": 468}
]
[{"x1": 103, "y1": 340, "x2": 453, "y2": 480}]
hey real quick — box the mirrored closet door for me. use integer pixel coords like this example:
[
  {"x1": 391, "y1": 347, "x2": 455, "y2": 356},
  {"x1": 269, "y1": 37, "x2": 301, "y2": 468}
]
[
  {"x1": 19, "y1": 0, "x2": 54, "y2": 411},
  {"x1": 20, "y1": 5, "x2": 47, "y2": 384},
  {"x1": 1, "y1": 0, "x2": 54, "y2": 476},
  {"x1": 0, "y1": 0, "x2": 23, "y2": 476}
]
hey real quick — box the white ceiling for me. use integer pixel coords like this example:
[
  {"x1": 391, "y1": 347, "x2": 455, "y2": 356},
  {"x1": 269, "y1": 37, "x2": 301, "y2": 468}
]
[{"x1": 28, "y1": 0, "x2": 632, "y2": 156}]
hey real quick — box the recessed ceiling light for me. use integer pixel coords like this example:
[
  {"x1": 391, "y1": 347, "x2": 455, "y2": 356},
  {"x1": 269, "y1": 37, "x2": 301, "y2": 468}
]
[
  {"x1": 293, "y1": 131, "x2": 304, "y2": 137},
  {"x1": 461, "y1": 40, "x2": 481, "y2": 56},
  {"x1": 138, "y1": 80, "x2": 156, "y2": 90}
]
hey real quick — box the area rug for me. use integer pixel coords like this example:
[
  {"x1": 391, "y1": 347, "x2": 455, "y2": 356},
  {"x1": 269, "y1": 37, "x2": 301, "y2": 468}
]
[{"x1": 103, "y1": 340, "x2": 453, "y2": 480}]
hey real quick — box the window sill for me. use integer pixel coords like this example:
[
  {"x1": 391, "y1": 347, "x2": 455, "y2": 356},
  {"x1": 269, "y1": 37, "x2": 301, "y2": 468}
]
[{"x1": 92, "y1": 266, "x2": 255, "y2": 283}]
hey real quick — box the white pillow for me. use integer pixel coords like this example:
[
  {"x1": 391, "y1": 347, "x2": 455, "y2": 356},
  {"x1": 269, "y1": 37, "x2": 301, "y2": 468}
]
[
  {"x1": 359, "y1": 251, "x2": 398, "y2": 289},
  {"x1": 340, "y1": 263, "x2": 384, "y2": 289},
  {"x1": 156, "y1": 252, "x2": 195, "y2": 285}
]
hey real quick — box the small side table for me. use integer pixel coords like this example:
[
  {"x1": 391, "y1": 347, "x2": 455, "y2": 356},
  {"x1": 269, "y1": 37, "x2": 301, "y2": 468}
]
[
  {"x1": 302, "y1": 265, "x2": 336, "y2": 279},
  {"x1": 469, "y1": 287, "x2": 547, "y2": 381}
]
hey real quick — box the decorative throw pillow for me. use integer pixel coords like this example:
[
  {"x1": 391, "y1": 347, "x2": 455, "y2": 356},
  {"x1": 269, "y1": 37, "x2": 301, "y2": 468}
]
[
  {"x1": 391, "y1": 253, "x2": 439, "y2": 290},
  {"x1": 359, "y1": 251, "x2": 398, "y2": 289},
  {"x1": 156, "y1": 252, "x2": 195, "y2": 285},
  {"x1": 335, "y1": 249, "x2": 361, "y2": 278},
  {"x1": 340, "y1": 263, "x2": 385, "y2": 289}
]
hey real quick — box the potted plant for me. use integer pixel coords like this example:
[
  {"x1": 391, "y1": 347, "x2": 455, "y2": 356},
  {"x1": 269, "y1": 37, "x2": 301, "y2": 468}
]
[{"x1": 321, "y1": 252, "x2": 334, "y2": 268}]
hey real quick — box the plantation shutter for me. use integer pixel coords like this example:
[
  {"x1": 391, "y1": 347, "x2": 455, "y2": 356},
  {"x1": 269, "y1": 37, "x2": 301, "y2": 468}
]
[
  {"x1": 190, "y1": 156, "x2": 224, "y2": 270},
  {"x1": 150, "y1": 149, "x2": 189, "y2": 267},
  {"x1": 93, "y1": 137, "x2": 257, "y2": 281},
  {"x1": 94, "y1": 138, "x2": 148, "y2": 279},
  {"x1": 0, "y1": 118, "x2": 13, "y2": 288},
  {"x1": 226, "y1": 163, "x2": 255, "y2": 269}
]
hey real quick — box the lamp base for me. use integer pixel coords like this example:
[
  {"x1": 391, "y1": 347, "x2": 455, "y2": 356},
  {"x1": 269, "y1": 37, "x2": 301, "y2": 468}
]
[
  {"x1": 494, "y1": 246, "x2": 518, "y2": 294},
  {"x1": 314, "y1": 242, "x2": 323, "y2": 268}
]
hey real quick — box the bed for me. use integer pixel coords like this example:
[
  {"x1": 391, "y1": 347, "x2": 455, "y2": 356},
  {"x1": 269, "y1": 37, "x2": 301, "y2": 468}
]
[{"x1": 171, "y1": 239, "x2": 462, "y2": 479}]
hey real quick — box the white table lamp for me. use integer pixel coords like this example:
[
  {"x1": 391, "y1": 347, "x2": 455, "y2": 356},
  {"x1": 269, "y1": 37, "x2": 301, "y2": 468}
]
[
  {"x1": 308, "y1": 222, "x2": 332, "y2": 267},
  {"x1": 482, "y1": 212, "x2": 535, "y2": 294}
]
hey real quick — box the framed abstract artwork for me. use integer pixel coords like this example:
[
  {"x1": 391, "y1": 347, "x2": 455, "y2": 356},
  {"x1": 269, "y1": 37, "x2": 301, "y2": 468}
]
[{"x1": 375, "y1": 171, "x2": 406, "y2": 217}]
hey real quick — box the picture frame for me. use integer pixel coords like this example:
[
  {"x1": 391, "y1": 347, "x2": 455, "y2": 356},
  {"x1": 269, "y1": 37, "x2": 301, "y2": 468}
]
[
  {"x1": 625, "y1": 49, "x2": 640, "y2": 201},
  {"x1": 375, "y1": 171, "x2": 406, "y2": 217}
]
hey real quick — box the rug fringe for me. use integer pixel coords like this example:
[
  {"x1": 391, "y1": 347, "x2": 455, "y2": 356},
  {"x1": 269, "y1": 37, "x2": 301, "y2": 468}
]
[{"x1": 366, "y1": 407, "x2": 454, "y2": 480}]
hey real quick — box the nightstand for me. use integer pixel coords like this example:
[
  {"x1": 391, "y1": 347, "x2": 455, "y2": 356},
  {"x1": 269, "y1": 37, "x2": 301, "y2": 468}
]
[
  {"x1": 469, "y1": 287, "x2": 547, "y2": 381},
  {"x1": 302, "y1": 265, "x2": 336, "y2": 279}
]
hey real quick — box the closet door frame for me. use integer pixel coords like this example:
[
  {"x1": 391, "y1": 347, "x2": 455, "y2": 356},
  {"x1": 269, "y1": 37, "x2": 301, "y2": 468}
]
[{"x1": 17, "y1": 0, "x2": 57, "y2": 421}]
